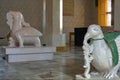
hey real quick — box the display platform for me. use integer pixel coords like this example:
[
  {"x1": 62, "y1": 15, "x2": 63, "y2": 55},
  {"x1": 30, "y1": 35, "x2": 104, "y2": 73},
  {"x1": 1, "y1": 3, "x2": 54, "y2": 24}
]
[
  {"x1": 2, "y1": 46, "x2": 56, "y2": 62},
  {"x1": 75, "y1": 73, "x2": 120, "y2": 80}
]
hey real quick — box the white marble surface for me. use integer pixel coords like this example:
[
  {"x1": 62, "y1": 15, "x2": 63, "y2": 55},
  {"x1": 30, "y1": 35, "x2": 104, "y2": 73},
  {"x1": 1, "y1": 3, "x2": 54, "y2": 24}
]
[
  {"x1": 2, "y1": 46, "x2": 56, "y2": 62},
  {"x1": 76, "y1": 73, "x2": 120, "y2": 80}
]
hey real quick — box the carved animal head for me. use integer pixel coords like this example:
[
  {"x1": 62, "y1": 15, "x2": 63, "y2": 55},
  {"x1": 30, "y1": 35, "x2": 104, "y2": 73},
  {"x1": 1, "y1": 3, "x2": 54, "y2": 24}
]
[
  {"x1": 6, "y1": 11, "x2": 24, "y2": 30},
  {"x1": 85, "y1": 24, "x2": 104, "y2": 39},
  {"x1": 83, "y1": 24, "x2": 104, "y2": 45},
  {"x1": 6, "y1": 11, "x2": 14, "y2": 30}
]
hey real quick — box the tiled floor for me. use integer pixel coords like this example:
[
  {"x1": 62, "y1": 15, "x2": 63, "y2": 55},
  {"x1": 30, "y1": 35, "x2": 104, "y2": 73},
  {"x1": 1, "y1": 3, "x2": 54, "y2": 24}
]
[{"x1": 0, "y1": 46, "x2": 85, "y2": 80}]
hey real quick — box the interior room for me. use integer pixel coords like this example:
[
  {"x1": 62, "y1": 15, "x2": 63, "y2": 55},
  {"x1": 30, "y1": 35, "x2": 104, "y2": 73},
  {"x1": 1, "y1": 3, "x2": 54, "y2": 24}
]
[{"x1": 0, "y1": 0, "x2": 120, "y2": 80}]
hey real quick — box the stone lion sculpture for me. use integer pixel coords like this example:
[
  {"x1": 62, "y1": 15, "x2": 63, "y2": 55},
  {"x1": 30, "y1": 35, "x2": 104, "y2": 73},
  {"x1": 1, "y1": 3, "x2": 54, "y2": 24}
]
[
  {"x1": 6, "y1": 11, "x2": 42, "y2": 47},
  {"x1": 76, "y1": 24, "x2": 120, "y2": 80}
]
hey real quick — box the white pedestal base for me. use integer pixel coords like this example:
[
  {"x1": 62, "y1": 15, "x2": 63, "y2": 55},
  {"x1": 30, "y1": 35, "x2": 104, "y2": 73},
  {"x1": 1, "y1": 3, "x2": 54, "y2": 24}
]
[
  {"x1": 76, "y1": 73, "x2": 120, "y2": 80},
  {"x1": 2, "y1": 46, "x2": 56, "y2": 62}
]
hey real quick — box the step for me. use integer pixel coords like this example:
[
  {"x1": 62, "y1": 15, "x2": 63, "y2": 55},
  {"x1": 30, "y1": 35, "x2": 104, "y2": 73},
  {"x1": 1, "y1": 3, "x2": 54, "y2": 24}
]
[{"x1": 2, "y1": 46, "x2": 56, "y2": 62}]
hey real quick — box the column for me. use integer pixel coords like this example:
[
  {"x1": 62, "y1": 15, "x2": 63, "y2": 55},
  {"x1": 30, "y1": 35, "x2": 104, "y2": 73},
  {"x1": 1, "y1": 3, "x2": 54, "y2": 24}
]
[{"x1": 52, "y1": 0, "x2": 66, "y2": 51}]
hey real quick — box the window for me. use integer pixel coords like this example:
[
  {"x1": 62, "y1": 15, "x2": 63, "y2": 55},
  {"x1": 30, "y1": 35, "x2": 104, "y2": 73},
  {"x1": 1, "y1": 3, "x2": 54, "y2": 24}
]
[{"x1": 98, "y1": 0, "x2": 113, "y2": 26}]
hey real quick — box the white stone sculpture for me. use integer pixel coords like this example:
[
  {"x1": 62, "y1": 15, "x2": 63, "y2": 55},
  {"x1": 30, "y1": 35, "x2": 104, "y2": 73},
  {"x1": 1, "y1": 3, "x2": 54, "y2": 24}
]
[
  {"x1": 6, "y1": 11, "x2": 42, "y2": 47},
  {"x1": 76, "y1": 24, "x2": 120, "y2": 80}
]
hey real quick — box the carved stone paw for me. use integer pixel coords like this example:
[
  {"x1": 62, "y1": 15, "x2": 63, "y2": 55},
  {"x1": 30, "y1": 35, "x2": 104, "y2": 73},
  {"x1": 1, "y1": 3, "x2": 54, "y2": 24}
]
[
  {"x1": 84, "y1": 73, "x2": 91, "y2": 78},
  {"x1": 104, "y1": 71, "x2": 118, "y2": 79}
]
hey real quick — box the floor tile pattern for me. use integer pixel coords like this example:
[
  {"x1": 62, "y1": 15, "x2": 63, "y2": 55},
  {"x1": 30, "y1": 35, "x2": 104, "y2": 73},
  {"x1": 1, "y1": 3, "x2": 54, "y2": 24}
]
[{"x1": 0, "y1": 46, "x2": 84, "y2": 80}]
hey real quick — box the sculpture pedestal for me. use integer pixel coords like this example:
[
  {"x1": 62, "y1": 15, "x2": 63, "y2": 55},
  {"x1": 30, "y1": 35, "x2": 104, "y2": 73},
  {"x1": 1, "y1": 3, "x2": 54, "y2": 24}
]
[
  {"x1": 2, "y1": 46, "x2": 56, "y2": 62},
  {"x1": 76, "y1": 73, "x2": 120, "y2": 80}
]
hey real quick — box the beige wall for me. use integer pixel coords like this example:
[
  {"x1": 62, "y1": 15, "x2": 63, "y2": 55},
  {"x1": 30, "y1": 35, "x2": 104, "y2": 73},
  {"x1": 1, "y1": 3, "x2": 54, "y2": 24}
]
[
  {"x1": 114, "y1": 0, "x2": 120, "y2": 30},
  {"x1": 63, "y1": 0, "x2": 98, "y2": 44}
]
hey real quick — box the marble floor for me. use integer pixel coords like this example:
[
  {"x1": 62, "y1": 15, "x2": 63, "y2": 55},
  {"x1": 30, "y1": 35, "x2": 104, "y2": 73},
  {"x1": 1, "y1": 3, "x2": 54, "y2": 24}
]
[{"x1": 0, "y1": 46, "x2": 85, "y2": 80}]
